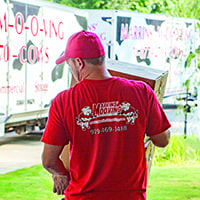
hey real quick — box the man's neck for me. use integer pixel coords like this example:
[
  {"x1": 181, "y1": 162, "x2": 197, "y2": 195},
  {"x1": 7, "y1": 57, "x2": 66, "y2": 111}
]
[{"x1": 81, "y1": 65, "x2": 112, "y2": 80}]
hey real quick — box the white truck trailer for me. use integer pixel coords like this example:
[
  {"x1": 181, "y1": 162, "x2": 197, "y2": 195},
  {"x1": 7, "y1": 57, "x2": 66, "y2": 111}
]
[
  {"x1": 87, "y1": 9, "x2": 200, "y2": 96},
  {"x1": 0, "y1": 0, "x2": 87, "y2": 136},
  {"x1": 0, "y1": 0, "x2": 199, "y2": 136}
]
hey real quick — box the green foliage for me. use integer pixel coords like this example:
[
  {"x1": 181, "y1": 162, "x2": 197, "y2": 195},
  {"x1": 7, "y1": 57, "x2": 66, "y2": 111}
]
[
  {"x1": 184, "y1": 52, "x2": 196, "y2": 69},
  {"x1": 182, "y1": 22, "x2": 200, "y2": 92},
  {"x1": 153, "y1": 136, "x2": 200, "y2": 166},
  {"x1": 46, "y1": 0, "x2": 152, "y2": 11},
  {"x1": 45, "y1": 0, "x2": 200, "y2": 20},
  {"x1": 168, "y1": 0, "x2": 200, "y2": 20},
  {"x1": 183, "y1": 51, "x2": 200, "y2": 91},
  {"x1": 150, "y1": 0, "x2": 172, "y2": 14},
  {"x1": 196, "y1": 44, "x2": 200, "y2": 70}
]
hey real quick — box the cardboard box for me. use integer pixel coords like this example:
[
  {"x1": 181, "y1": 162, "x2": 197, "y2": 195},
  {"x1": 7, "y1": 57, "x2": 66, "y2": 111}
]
[{"x1": 106, "y1": 59, "x2": 168, "y2": 104}]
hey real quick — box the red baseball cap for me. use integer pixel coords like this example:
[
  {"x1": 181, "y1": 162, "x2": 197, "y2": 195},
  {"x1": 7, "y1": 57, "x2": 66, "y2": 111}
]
[{"x1": 56, "y1": 30, "x2": 105, "y2": 64}]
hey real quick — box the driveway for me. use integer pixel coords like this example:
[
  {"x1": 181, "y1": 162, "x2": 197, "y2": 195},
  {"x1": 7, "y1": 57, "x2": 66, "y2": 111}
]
[{"x1": 0, "y1": 132, "x2": 44, "y2": 174}]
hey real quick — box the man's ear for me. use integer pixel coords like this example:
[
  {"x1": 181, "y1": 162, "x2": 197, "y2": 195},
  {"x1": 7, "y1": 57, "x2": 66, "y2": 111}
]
[{"x1": 75, "y1": 58, "x2": 84, "y2": 69}]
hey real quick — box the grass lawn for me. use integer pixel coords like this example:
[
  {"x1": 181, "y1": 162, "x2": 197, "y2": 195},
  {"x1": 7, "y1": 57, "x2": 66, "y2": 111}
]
[
  {"x1": 1, "y1": 164, "x2": 200, "y2": 200},
  {"x1": 146, "y1": 135, "x2": 200, "y2": 199},
  {"x1": 147, "y1": 165, "x2": 200, "y2": 200},
  {"x1": 0, "y1": 164, "x2": 60, "y2": 200}
]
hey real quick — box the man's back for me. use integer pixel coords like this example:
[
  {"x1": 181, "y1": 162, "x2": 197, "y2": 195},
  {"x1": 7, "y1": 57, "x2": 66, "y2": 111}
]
[{"x1": 43, "y1": 77, "x2": 170, "y2": 199}]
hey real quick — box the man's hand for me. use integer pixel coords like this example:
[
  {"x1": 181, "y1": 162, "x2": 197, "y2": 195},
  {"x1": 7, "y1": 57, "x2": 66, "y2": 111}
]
[{"x1": 52, "y1": 174, "x2": 70, "y2": 195}]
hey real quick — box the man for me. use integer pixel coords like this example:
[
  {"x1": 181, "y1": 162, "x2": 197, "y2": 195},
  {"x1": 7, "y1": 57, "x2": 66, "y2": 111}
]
[{"x1": 41, "y1": 30, "x2": 171, "y2": 200}]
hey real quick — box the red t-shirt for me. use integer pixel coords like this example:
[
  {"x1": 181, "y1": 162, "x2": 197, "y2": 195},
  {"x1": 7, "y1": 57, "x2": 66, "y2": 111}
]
[{"x1": 41, "y1": 77, "x2": 171, "y2": 200}]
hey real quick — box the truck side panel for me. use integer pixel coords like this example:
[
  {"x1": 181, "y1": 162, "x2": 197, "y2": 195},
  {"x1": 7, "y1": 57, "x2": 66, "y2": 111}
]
[
  {"x1": 114, "y1": 11, "x2": 198, "y2": 95},
  {"x1": 87, "y1": 10, "x2": 199, "y2": 95},
  {"x1": 0, "y1": 0, "x2": 87, "y2": 134}
]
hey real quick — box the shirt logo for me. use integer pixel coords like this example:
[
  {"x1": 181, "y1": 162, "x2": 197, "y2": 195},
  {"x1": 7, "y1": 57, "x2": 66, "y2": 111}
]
[{"x1": 76, "y1": 101, "x2": 138, "y2": 131}]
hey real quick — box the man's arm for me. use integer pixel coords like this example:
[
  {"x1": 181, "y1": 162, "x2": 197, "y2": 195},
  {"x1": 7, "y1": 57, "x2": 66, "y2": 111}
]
[
  {"x1": 42, "y1": 143, "x2": 68, "y2": 175},
  {"x1": 150, "y1": 129, "x2": 170, "y2": 148},
  {"x1": 42, "y1": 143, "x2": 70, "y2": 195}
]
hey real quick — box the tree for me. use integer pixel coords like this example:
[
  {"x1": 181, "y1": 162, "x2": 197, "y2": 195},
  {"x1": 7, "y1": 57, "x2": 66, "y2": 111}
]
[
  {"x1": 47, "y1": 0, "x2": 152, "y2": 11},
  {"x1": 164, "y1": 0, "x2": 200, "y2": 20},
  {"x1": 46, "y1": 0, "x2": 200, "y2": 21}
]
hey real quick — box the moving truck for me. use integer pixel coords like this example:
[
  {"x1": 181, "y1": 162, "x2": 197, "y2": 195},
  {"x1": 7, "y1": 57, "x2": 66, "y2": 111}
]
[
  {"x1": 0, "y1": 0, "x2": 199, "y2": 136},
  {"x1": 0, "y1": 0, "x2": 87, "y2": 136},
  {"x1": 87, "y1": 9, "x2": 200, "y2": 96}
]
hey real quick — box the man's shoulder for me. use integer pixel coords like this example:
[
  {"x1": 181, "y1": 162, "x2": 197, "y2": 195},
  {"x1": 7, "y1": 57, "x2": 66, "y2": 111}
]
[{"x1": 52, "y1": 87, "x2": 73, "y2": 104}]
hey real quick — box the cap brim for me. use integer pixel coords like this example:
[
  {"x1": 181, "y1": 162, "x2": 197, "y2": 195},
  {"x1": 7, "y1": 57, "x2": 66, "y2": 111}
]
[{"x1": 55, "y1": 55, "x2": 67, "y2": 65}]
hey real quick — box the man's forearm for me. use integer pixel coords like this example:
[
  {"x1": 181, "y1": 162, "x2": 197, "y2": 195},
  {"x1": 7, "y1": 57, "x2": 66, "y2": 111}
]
[
  {"x1": 41, "y1": 143, "x2": 70, "y2": 195},
  {"x1": 43, "y1": 157, "x2": 69, "y2": 176}
]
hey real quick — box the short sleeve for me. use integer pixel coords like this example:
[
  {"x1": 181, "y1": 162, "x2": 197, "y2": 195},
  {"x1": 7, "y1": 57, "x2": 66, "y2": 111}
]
[
  {"x1": 41, "y1": 96, "x2": 69, "y2": 145},
  {"x1": 145, "y1": 86, "x2": 171, "y2": 137}
]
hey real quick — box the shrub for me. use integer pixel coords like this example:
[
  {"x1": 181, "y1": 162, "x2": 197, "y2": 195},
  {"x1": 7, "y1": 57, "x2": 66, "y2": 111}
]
[{"x1": 152, "y1": 135, "x2": 200, "y2": 166}]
